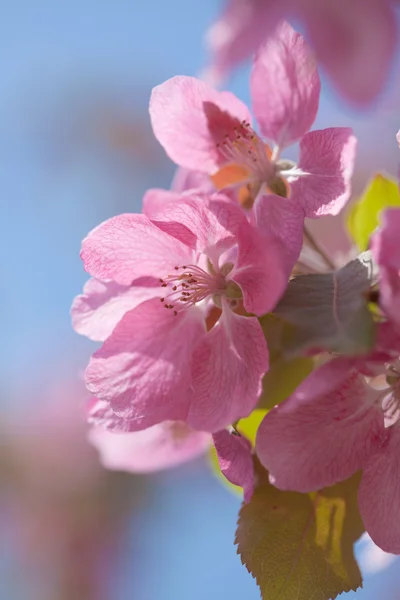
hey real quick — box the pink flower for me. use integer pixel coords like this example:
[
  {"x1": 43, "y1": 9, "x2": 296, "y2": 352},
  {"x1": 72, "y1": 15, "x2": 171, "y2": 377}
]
[
  {"x1": 150, "y1": 23, "x2": 356, "y2": 222},
  {"x1": 255, "y1": 353, "x2": 400, "y2": 553},
  {"x1": 88, "y1": 399, "x2": 211, "y2": 473},
  {"x1": 371, "y1": 207, "x2": 400, "y2": 331},
  {"x1": 204, "y1": 1, "x2": 397, "y2": 105},
  {"x1": 77, "y1": 193, "x2": 286, "y2": 433}
]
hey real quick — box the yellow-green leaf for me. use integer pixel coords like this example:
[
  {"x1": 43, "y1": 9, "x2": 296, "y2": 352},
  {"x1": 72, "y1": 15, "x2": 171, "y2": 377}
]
[
  {"x1": 236, "y1": 462, "x2": 364, "y2": 600},
  {"x1": 208, "y1": 409, "x2": 268, "y2": 496},
  {"x1": 347, "y1": 174, "x2": 400, "y2": 251},
  {"x1": 258, "y1": 356, "x2": 314, "y2": 410}
]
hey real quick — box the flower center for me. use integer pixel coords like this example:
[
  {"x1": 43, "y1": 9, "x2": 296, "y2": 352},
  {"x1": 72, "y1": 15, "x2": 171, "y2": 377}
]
[
  {"x1": 212, "y1": 120, "x2": 289, "y2": 207},
  {"x1": 159, "y1": 264, "x2": 227, "y2": 315}
]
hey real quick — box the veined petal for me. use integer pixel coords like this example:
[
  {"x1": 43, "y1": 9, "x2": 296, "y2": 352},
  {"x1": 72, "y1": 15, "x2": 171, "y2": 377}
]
[
  {"x1": 188, "y1": 310, "x2": 268, "y2": 432},
  {"x1": 254, "y1": 194, "x2": 305, "y2": 277},
  {"x1": 293, "y1": 127, "x2": 357, "y2": 218},
  {"x1": 359, "y1": 426, "x2": 400, "y2": 553},
  {"x1": 149, "y1": 76, "x2": 252, "y2": 173},
  {"x1": 86, "y1": 298, "x2": 205, "y2": 429},
  {"x1": 149, "y1": 194, "x2": 246, "y2": 259},
  {"x1": 212, "y1": 429, "x2": 254, "y2": 502},
  {"x1": 371, "y1": 208, "x2": 400, "y2": 328},
  {"x1": 251, "y1": 21, "x2": 320, "y2": 148},
  {"x1": 71, "y1": 278, "x2": 160, "y2": 342},
  {"x1": 256, "y1": 360, "x2": 385, "y2": 492},
  {"x1": 81, "y1": 213, "x2": 194, "y2": 285},
  {"x1": 231, "y1": 220, "x2": 287, "y2": 316}
]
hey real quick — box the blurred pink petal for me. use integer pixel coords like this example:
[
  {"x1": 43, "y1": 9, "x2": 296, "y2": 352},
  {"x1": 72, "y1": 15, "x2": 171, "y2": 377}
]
[
  {"x1": 89, "y1": 415, "x2": 210, "y2": 473},
  {"x1": 251, "y1": 21, "x2": 320, "y2": 148}
]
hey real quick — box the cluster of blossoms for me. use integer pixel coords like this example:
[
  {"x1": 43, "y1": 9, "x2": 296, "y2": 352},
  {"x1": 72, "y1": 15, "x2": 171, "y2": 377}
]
[{"x1": 72, "y1": 17, "x2": 400, "y2": 586}]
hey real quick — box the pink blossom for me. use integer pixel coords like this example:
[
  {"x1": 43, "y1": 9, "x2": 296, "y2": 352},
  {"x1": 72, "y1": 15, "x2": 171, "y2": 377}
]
[
  {"x1": 255, "y1": 353, "x2": 400, "y2": 553},
  {"x1": 371, "y1": 207, "x2": 400, "y2": 331},
  {"x1": 88, "y1": 399, "x2": 211, "y2": 473},
  {"x1": 212, "y1": 429, "x2": 254, "y2": 502},
  {"x1": 204, "y1": 1, "x2": 397, "y2": 105},
  {"x1": 150, "y1": 23, "x2": 356, "y2": 221},
  {"x1": 77, "y1": 194, "x2": 286, "y2": 433}
]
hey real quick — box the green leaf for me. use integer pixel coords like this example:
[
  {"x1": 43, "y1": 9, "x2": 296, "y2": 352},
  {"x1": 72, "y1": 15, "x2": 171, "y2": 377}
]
[
  {"x1": 208, "y1": 410, "x2": 268, "y2": 496},
  {"x1": 258, "y1": 356, "x2": 314, "y2": 410},
  {"x1": 347, "y1": 174, "x2": 400, "y2": 251},
  {"x1": 274, "y1": 251, "x2": 377, "y2": 356},
  {"x1": 236, "y1": 462, "x2": 364, "y2": 600}
]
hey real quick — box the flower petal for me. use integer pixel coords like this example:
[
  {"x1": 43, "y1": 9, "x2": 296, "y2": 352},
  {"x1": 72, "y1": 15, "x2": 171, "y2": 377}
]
[
  {"x1": 149, "y1": 76, "x2": 252, "y2": 173},
  {"x1": 188, "y1": 310, "x2": 268, "y2": 432},
  {"x1": 305, "y1": 0, "x2": 397, "y2": 105},
  {"x1": 254, "y1": 194, "x2": 305, "y2": 277},
  {"x1": 81, "y1": 213, "x2": 193, "y2": 285},
  {"x1": 89, "y1": 417, "x2": 210, "y2": 473},
  {"x1": 251, "y1": 21, "x2": 321, "y2": 148},
  {"x1": 171, "y1": 167, "x2": 215, "y2": 194},
  {"x1": 212, "y1": 429, "x2": 254, "y2": 502},
  {"x1": 293, "y1": 127, "x2": 357, "y2": 218},
  {"x1": 231, "y1": 219, "x2": 287, "y2": 315},
  {"x1": 71, "y1": 278, "x2": 159, "y2": 342},
  {"x1": 149, "y1": 194, "x2": 246, "y2": 260},
  {"x1": 359, "y1": 427, "x2": 400, "y2": 553},
  {"x1": 256, "y1": 360, "x2": 385, "y2": 492},
  {"x1": 203, "y1": 0, "x2": 283, "y2": 87},
  {"x1": 86, "y1": 298, "x2": 205, "y2": 429},
  {"x1": 371, "y1": 208, "x2": 400, "y2": 328}
]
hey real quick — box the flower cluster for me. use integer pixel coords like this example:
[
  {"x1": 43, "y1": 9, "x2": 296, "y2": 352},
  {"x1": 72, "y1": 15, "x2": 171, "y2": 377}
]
[{"x1": 72, "y1": 19, "x2": 400, "y2": 595}]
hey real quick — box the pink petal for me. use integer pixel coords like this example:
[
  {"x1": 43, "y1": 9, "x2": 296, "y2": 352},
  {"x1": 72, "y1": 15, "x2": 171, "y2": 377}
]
[
  {"x1": 371, "y1": 208, "x2": 400, "y2": 328},
  {"x1": 89, "y1": 418, "x2": 210, "y2": 473},
  {"x1": 87, "y1": 398, "x2": 141, "y2": 432},
  {"x1": 80, "y1": 213, "x2": 193, "y2": 285},
  {"x1": 171, "y1": 167, "x2": 215, "y2": 194},
  {"x1": 304, "y1": 0, "x2": 397, "y2": 105},
  {"x1": 85, "y1": 298, "x2": 205, "y2": 429},
  {"x1": 254, "y1": 194, "x2": 305, "y2": 276},
  {"x1": 142, "y1": 188, "x2": 182, "y2": 219},
  {"x1": 251, "y1": 21, "x2": 321, "y2": 148},
  {"x1": 359, "y1": 427, "x2": 400, "y2": 553},
  {"x1": 149, "y1": 76, "x2": 252, "y2": 173},
  {"x1": 256, "y1": 360, "x2": 385, "y2": 492},
  {"x1": 149, "y1": 194, "x2": 246, "y2": 259},
  {"x1": 203, "y1": 0, "x2": 284, "y2": 87},
  {"x1": 293, "y1": 127, "x2": 357, "y2": 218},
  {"x1": 231, "y1": 220, "x2": 287, "y2": 315},
  {"x1": 71, "y1": 278, "x2": 159, "y2": 342},
  {"x1": 188, "y1": 310, "x2": 268, "y2": 432},
  {"x1": 212, "y1": 429, "x2": 254, "y2": 502}
]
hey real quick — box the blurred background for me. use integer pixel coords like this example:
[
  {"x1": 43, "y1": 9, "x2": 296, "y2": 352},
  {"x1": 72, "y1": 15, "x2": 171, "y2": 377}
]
[{"x1": 1, "y1": 0, "x2": 400, "y2": 598}]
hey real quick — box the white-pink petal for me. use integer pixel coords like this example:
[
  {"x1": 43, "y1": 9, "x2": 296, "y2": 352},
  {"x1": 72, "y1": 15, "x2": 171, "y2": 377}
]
[
  {"x1": 71, "y1": 278, "x2": 159, "y2": 342},
  {"x1": 89, "y1": 420, "x2": 210, "y2": 473}
]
